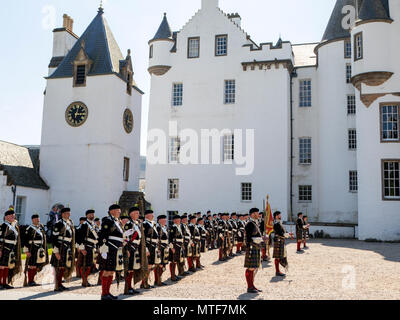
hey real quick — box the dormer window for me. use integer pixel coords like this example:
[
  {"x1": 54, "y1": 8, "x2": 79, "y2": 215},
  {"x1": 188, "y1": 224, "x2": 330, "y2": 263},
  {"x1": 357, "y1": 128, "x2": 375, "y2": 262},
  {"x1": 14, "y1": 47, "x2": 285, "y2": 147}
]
[{"x1": 75, "y1": 65, "x2": 86, "y2": 85}]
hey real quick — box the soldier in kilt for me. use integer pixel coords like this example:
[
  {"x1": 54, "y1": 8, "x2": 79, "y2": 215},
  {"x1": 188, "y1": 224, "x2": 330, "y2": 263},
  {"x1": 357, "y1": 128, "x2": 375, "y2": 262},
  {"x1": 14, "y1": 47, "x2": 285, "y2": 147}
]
[
  {"x1": 50, "y1": 208, "x2": 75, "y2": 292},
  {"x1": 302, "y1": 216, "x2": 310, "y2": 249},
  {"x1": 22, "y1": 214, "x2": 48, "y2": 287},
  {"x1": 188, "y1": 215, "x2": 201, "y2": 272},
  {"x1": 273, "y1": 211, "x2": 290, "y2": 277},
  {"x1": 197, "y1": 217, "x2": 207, "y2": 255},
  {"x1": 75, "y1": 210, "x2": 99, "y2": 287},
  {"x1": 168, "y1": 215, "x2": 183, "y2": 282},
  {"x1": 236, "y1": 214, "x2": 245, "y2": 254},
  {"x1": 0, "y1": 209, "x2": 22, "y2": 290},
  {"x1": 296, "y1": 212, "x2": 306, "y2": 252},
  {"x1": 179, "y1": 215, "x2": 191, "y2": 276},
  {"x1": 155, "y1": 215, "x2": 169, "y2": 286},
  {"x1": 217, "y1": 213, "x2": 228, "y2": 261},
  {"x1": 244, "y1": 208, "x2": 263, "y2": 294},
  {"x1": 142, "y1": 210, "x2": 160, "y2": 289}
]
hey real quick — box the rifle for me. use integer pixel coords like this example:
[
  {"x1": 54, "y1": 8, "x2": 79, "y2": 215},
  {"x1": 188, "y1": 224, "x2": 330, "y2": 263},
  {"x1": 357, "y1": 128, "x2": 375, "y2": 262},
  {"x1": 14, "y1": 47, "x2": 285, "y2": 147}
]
[{"x1": 23, "y1": 227, "x2": 37, "y2": 287}]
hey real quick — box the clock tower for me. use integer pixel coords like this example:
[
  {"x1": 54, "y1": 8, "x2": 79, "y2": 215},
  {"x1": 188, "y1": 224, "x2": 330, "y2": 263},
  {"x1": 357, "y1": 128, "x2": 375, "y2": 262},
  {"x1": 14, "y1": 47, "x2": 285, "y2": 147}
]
[{"x1": 40, "y1": 7, "x2": 143, "y2": 221}]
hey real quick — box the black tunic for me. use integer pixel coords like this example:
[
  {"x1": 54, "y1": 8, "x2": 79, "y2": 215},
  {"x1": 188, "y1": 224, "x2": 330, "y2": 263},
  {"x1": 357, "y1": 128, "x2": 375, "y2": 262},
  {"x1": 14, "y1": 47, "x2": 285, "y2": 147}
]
[
  {"x1": 50, "y1": 219, "x2": 75, "y2": 269},
  {"x1": 22, "y1": 224, "x2": 47, "y2": 268},
  {"x1": 76, "y1": 219, "x2": 99, "y2": 268},
  {"x1": 168, "y1": 224, "x2": 184, "y2": 263}
]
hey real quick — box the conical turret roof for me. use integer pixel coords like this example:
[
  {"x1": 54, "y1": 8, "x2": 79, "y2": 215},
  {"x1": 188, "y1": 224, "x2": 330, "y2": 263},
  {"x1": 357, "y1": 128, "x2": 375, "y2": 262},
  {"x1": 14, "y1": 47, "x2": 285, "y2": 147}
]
[{"x1": 150, "y1": 13, "x2": 173, "y2": 42}]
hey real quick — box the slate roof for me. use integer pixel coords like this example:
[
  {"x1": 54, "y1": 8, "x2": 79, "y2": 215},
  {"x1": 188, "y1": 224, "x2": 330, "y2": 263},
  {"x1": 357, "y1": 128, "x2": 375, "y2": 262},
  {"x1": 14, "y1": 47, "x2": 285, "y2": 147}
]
[
  {"x1": 322, "y1": 0, "x2": 391, "y2": 42},
  {"x1": 0, "y1": 141, "x2": 49, "y2": 190},
  {"x1": 48, "y1": 7, "x2": 124, "y2": 79},
  {"x1": 359, "y1": 0, "x2": 391, "y2": 21},
  {"x1": 150, "y1": 13, "x2": 173, "y2": 42}
]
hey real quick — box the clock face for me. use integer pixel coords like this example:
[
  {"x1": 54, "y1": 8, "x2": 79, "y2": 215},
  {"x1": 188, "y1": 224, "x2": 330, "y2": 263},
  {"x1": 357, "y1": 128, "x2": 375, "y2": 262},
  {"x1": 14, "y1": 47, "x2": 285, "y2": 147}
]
[
  {"x1": 65, "y1": 102, "x2": 88, "y2": 127},
  {"x1": 123, "y1": 108, "x2": 134, "y2": 134}
]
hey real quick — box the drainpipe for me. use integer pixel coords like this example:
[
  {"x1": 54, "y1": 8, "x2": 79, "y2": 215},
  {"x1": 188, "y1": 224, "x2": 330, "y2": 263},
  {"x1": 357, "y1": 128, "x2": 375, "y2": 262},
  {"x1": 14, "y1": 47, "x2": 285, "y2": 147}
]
[
  {"x1": 290, "y1": 69, "x2": 297, "y2": 223},
  {"x1": 11, "y1": 184, "x2": 17, "y2": 208}
]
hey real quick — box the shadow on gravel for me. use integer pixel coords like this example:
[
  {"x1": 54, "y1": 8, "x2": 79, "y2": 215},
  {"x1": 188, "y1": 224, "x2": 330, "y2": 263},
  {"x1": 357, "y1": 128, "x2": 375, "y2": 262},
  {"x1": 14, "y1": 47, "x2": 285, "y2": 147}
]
[
  {"x1": 19, "y1": 285, "x2": 84, "y2": 300},
  {"x1": 316, "y1": 239, "x2": 400, "y2": 263},
  {"x1": 237, "y1": 292, "x2": 259, "y2": 300},
  {"x1": 269, "y1": 276, "x2": 286, "y2": 283}
]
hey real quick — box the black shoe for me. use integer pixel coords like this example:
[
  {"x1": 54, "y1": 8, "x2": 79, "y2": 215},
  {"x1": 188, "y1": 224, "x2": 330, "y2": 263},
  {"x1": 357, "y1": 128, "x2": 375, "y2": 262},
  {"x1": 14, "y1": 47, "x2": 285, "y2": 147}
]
[
  {"x1": 176, "y1": 276, "x2": 183, "y2": 281},
  {"x1": 126, "y1": 288, "x2": 138, "y2": 295},
  {"x1": 247, "y1": 288, "x2": 258, "y2": 294},
  {"x1": 0, "y1": 285, "x2": 3, "y2": 290},
  {"x1": 296, "y1": 249, "x2": 304, "y2": 253},
  {"x1": 28, "y1": 282, "x2": 39, "y2": 287},
  {"x1": 82, "y1": 283, "x2": 92, "y2": 288},
  {"x1": 189, "y1": 268, "x2": 197, "y2": 273},
  {"x1": 160, "y1": 282, "x2": 168, "y2": 286},
  {"x1": 60, "y1": 285, "x2": 69, "y2": 291},
  {"x1": 54, "y1": 287, "x2": 63, "y2": 292},
  {"x1": 101, "y1": 294, "x2": 114, "y2": 301},
  {"x1": 109, "y1": 294, "x2": 118, "y2": 300},
  {"x1": 256, "y1": 288, "x2": 263, "y2": 292},
  {"x1": 3, "y1": 284, "x2": 14, "y2": 290},
  {"x1": 303, "y1": 246, "x2": 309, "y2": 249},
  {"x1": 183, "y1": 271, "x2": 190, "y2": 276},
  {"x1": 276, "y1": 272, "x2": 286, "y2": 277}
]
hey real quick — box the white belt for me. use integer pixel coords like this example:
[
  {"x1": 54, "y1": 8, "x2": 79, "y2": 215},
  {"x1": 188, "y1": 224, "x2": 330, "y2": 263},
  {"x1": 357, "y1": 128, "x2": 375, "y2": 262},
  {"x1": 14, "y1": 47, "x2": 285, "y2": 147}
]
[
  {"x1": 29, "y1": 240, "x2": 43, "y2": 245},
  {"x1": 109, "y1": 236, "x2": 123, "y2": 243},
  {"x1": 175, "y1": 239, "x2": 183, "y2": 243},
  {"x1": 86, "y1": 238, "x2": 98, "y2": 245},
  {"x1": 252, "y1": 237, "x2": 262, "y2": 244},
  {"x1": 195, "y1": 237, "x2": 201, "y2": 240},
  {"x1": 4, "y1": 239, "x2": 17, "y2": 245},
  {"x1": 184, "y1": 236, "x2": 190, "y2": 239},
  {"x1": 58, "y1": 237, "x2": 72, "y2": 242},
  {"x1": 161, "y1": 240, "x2": 168, "y2": 244},
  {"x1": 132, "y1": 239, "x2": 140, "y2": 245}
]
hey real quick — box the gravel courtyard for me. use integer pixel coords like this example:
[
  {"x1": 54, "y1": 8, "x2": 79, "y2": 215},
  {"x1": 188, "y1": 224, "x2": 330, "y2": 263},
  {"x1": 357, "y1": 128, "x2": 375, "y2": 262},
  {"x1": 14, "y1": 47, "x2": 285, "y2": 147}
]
[{"x1": 0, "y1": 239, "x2": 399, "y2": 300}]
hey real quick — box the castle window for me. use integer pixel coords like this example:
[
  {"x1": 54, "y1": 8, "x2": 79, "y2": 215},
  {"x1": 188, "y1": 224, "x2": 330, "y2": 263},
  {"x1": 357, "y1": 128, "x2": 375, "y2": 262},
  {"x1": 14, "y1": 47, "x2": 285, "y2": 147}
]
[
  {"x1": 241, "y1": 183, "x2": 252, "y2": 201},
  {"x1": 215, "y1": 35, "x2": 228, "y2": 56},
  {"x1": 149, "y1": 45, "x2": 153, "y2": 59},
  {"x1": 299, "y1": 80, "x2": 312, "y2": 107},
  {"x1": 382, "y1": 160, "x2": 400, "y2": 200},
  {"x1": 354, "y1": 32, "x2": 363, "y2": 61},
  {"x1": 380, "y1": 104, "x2": 399, "y2": 142},
  {"x1": 299, "y1": 138, "x2": 312, "y2": 165},
  {"x1": 169, "y1": 137, "x2": 181, "y2": 163},
  {"x1": 346, "y1": 64, "x2": 352, "y2": 83},
  {"x1": 188, "y1": 37, "x2": 200, "y2": 58},
  {"x1": 75, "y1": 65, "x2": 86, "y2": 86},
  {"x1": 223, "y1": 134, "x2": 234, "y2": 162},
  {"x1": 172, "y1": 83, "x2": 183, "y2": 106},
  {"x1": 168, "y1": 179, "x2": 179, "y2": 200},
  {"x1": 349, "y1": 171, "x2": 358, "y2": 192},
  {"x1": 224, "y1": 80, "x2": 236, "y2": 104},
  {"x1": 299, "y1": 185, "x2": 312, "y2": 203},
  {"x1": 15, "y1": 196, "x2": 26, "y2": 223},
  {"x1": 123, "y1": 157, "x2": 130, "y2": 182},
  {"x1": 348, "y1": 129, "x2": 357, "y2": 150},
  {"x1": 347, "y1": 95, "x2": 356, "y2": 115},
  {"x1": 344, "y1": 40, "x2": 352, "y2": 58}
]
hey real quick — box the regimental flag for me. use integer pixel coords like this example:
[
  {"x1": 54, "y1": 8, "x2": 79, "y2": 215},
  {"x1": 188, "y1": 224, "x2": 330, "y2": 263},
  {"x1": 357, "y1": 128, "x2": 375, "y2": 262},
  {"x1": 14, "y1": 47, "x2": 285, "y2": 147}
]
[{"x1": 265, "y1": 196, "x2": 274, "y2": 236}]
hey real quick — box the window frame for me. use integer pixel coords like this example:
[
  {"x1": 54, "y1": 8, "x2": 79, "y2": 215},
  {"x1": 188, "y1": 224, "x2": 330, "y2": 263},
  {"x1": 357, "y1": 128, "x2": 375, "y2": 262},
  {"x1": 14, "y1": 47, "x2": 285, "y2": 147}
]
[
  {"x1": 381, "y1": 159, "x2": 400, "y2": 201},
  {"x1": 224, "y1": 80, "x2": 236, "y2": 104},
  {"x1": 299, "y1": 79, "x2": 312, "y2": 107},
  {"x1": 169, "y1": 136, "x2": 181, "y2": 164},
  {"x1": 349, "y1": 170, "x2": 358, "y2": 193},
  {"x1": 348, "y1": 129, "x2": 357, "y2": 150},
  {"x1": 354, "y1": 32, "x2": 363, "y2": 61},
  {"x1": 223, "y1": 134, "x2": 234, "y2": 162},
  {"x1": 215, "y1": 34, "x2": 228, "y2": 57},
  {"x1": 347, "y1": 95, "x2": 356, "y2": 115},
  {"x1": 299, "y1": 137, "x2": 312, "y2": 165},
  {"x1": 149, "y1": 45, "x2": 153, "y2": 59},
  {"x1": 74, "y1": 64, "x2": 87, "y2": 87},
  {"x1": 172, "y1": 83, "x2": 183, "y2": 107},
  {"x1": 380, "y1": 103, "x2": 400, "y2": 143},
  {"x1": 298, "y1": 185, "x2": 312, "y2": 203},
  {"x1": 187, "y1": 37, "x2": 200, "y2": 59},
  {"x1": 123, "y1": 157, "x2": 130, "y2": 182},
  {"x1": 344, "y1": 39, "x2": 352, "y2": 59},
  {"x1": 168, "y1": 179, "x2": 180, "y2": 200},
  {"x1": 15, "y1": 196, "x2": 26, "y2": 223},
  {"x1": 241, "y1": 183, "x2": 252, "y2": 202},
  {"x1": 346, "y1": 64, "x2": 352, "y2": 84}
]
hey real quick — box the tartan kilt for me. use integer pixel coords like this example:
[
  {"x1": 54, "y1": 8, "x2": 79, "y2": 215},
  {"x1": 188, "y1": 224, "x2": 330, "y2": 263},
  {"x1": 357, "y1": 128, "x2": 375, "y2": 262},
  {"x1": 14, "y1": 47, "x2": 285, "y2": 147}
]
[
  {"x1": 244, "y1": 246, "x2": 261, "y2": 269},
  {"x1": 0, "y1": 244, "x2": 17, "y2": 267},
  {"x1": 296, "y1": 230, "x2": 303, "y2": 241},
  {"x1": 76, "y1": 248, "x2": 95, "y2": 269},
  {"x1": 168, "y1": 245, "x2": 182, "y2": 263},
  {"x1": 273, "y1": 237, "x2": 286, "y2": 260}
]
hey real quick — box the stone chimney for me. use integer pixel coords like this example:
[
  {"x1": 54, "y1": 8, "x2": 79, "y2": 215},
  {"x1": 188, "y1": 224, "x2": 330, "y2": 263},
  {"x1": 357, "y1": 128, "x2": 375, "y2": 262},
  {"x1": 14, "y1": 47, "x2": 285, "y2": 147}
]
[
  {"x1": 228, "y1": 13, "x2": 241, "y2": 27},
  {"x1": 63, "y1": 14, "x2": 74, "y2": 32}
]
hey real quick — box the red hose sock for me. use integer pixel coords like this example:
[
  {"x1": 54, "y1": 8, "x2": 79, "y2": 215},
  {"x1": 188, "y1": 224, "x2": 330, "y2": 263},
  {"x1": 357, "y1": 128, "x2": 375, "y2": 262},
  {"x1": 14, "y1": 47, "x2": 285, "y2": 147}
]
[
  {"x1": 275, "y1": 259, "x2": 280, "y2": 273},
  {"x1": 125, "y1": 272, "x2": 133, "y2": 289},
  {"x1": 169, "y1": 263, "x2": 175, "y2": 277},
  {"x1": 303, "y1": 241, "x2": 306, "y2": 247},
  {"x1": 101, "y1": 274, "x2": 108, "y2": 296},
  {"x1": 262, "y1": 248, "x2": 266, "y2": 258},
  {"x1": 297, "y1": 242, "x2": 301, "y2": 251}
]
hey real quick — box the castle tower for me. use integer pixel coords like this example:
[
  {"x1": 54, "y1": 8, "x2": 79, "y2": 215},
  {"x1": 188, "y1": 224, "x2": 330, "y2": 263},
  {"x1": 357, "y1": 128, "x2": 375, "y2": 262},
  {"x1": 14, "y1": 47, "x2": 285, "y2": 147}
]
[{"x1": 40, "y1": 7, "x2": 143, "y2": 221}]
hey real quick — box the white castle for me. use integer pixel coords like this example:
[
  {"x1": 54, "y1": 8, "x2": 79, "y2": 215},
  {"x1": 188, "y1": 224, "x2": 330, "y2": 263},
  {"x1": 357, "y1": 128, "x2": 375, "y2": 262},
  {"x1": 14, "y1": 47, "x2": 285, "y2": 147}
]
[
  {"x1": 145, "y1": 0, "x2": 400, "y2": 241},
  {"x1": 0, "y1": 0, "x2": 398, "y2": 241}
]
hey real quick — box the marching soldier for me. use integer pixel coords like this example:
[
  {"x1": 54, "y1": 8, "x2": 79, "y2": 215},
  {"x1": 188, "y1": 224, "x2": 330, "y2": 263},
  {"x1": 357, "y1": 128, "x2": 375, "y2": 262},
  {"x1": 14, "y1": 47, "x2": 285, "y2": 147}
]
[
  {"x1": 273, "y1": 211, "x2": 290, "y2": 277},
  {"x1": 51, "y1": 207, "x2": 75, "y2": 292},
  {"x1": 179, "y1": 215, "x2": 191, "y2": 276},
  {"x1": 155, "y1": 215, "x2": 169, "y2": 286},
  {"x1": 0, "y1": 209, "x2": 22, "y2": 290},
  {"x1": 22, "y1": 214, "x2": 48, "y2": 287},
  {"x1": 244, "y1": 208, "x2": 263, "y2": 294},
  {"x1": 168, "y1": 215, "x2": 184, "y2": 282},
  {"x1": 197, "y1": 217, "x2": 206, "y2": 269},
  {"x1": 188, "y1": 215, "x2": 201, "y2": 272},
  {"x1": 236, "y1": 214, "x2": 245, "y2": 254},
  {"x1": 303, "y1": 216, "x2": 310, "y2": 249},
  {"x1": 142, "y1": 209, "x2": 160, "y2": 289},
  {"x1": 76, "y1": 210, "x2": 99, "y2": 287},
  {"x1": 98, "y1": 204, "x2": 124, "y2": 300},
  {"x1": 296, "y1": 212, "x2": 306, "y2": 252}
]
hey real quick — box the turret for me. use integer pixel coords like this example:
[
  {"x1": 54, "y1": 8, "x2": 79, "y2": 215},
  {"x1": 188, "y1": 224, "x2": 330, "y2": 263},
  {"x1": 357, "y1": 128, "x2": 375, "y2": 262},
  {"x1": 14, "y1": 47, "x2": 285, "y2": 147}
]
[
  {"x1": 148, "y1": 13, "x2": 174, "y2": 76},
  {"x1": 350, "y1": 0, "x2": 394, "y2": 106}
]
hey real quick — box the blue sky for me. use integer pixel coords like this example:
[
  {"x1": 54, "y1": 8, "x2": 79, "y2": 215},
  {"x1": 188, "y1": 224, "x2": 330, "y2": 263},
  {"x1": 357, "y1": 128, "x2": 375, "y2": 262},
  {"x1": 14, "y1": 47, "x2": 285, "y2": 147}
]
[{"x1": 0, "y1": 0, "x2": 336, "y2": 155}]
